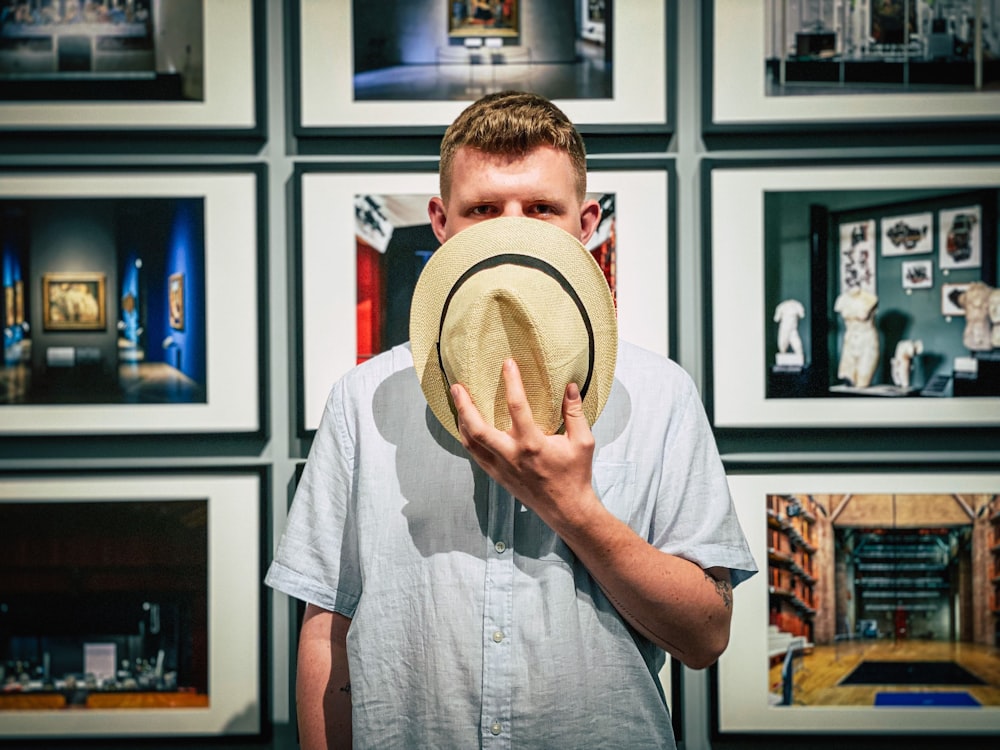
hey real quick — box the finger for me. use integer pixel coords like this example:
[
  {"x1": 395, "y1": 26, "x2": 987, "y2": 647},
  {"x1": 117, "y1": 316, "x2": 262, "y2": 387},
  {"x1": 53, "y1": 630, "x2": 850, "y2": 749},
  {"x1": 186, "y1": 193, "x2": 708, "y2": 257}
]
[
  {"x1": 561, "y1": 381, "x2": 593, "y2": 444},
  {"x1": 450, "y1": 383, "x2": 503, "y2": 455},
  {"x1": 500, "y1": 358, "x2": 535, "y2": 434}
]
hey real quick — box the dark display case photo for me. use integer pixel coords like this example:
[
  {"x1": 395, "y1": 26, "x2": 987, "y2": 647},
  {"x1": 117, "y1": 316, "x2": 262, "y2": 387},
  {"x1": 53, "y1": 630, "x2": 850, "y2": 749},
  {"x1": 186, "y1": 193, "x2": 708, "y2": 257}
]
[
  {"x1": 704, "y1": 0, "x2": 1000, "y2": 134},
  {"x1": 0, "y1": 469, "x2": 266, "y2": 741}
]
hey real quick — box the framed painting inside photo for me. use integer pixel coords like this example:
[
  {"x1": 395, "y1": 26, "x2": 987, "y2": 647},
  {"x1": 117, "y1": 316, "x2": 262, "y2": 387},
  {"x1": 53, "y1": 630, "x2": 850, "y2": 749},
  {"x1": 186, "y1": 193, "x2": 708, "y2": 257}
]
[
  {"x1": 448, "y1": 0, "x2": 520, "y2": 40},
  {"x1": 837, "y1": 219, "x2": 876, "y2": 295},
  {"x1": 0, "y1": 468, "x2": 267, "y2": 740},
  {"x1": 295, "y1": 159, "x2": 674, "y2": 435},
  {"x1": 41, "y1": 272, "x2": 107, "y2": 331},
  {"x1": 0, "y1": 166, "x2": 265, "y2": 437},
  {"x1": 703, "y1": 0, "x2": 1000, "y2": 136},
  {"x1": 902, "y1": 260, "x2": 933, "y2": 290},
  {"x1": 292, "y1": 0, "x2": 672, "y2": 138},
  {"x1": 706, "y1": 159, "x2": 1000, "y2": 431},
  {"x1": 942, "y1": 282, "x2": 971, "y2": 317},
  {"x1": 168, "y1": 272, "x2": 185, "y2": 331},
  {"x1": 881, "y1": 211, "x2": 933, "y2": 257},
  {"x1": 939, "y1": 204, "x2": 983, "y2": 271},
  {"x1": 717, "y1": 467, "x2": 1000, "y2": 737},
  {"x1": 0, "y1": 0, "x2": 264, "y2": 137}
]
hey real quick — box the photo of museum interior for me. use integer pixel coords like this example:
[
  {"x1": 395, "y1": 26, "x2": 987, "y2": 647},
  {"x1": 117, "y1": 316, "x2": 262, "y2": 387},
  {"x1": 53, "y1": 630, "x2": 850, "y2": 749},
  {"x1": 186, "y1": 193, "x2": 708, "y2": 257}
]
[
  {"x1": 766, "y1": 0, "x2": 1000, "y2": 95},
  {"x1": 351, "y1": 0, "x2": 611, "y2": 101},
  {"x1": 0, "y1": 0, "x2": 204, "y2": 100},
  {"x1": 767, "y1": 492, "x2": 1000, "y2": 708},
  {"x1": 0, "y1": 499, "x2": 209, "y2": 711},
  {"x1": 0, "y1": 197, "x2": 206, "y2": 406}
]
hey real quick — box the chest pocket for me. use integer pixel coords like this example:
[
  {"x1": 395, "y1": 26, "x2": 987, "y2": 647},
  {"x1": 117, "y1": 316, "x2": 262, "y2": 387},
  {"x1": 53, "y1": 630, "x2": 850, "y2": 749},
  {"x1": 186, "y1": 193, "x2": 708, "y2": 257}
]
[{"x1": 514, "y1": 461, "x2": 637, "y2": 566}]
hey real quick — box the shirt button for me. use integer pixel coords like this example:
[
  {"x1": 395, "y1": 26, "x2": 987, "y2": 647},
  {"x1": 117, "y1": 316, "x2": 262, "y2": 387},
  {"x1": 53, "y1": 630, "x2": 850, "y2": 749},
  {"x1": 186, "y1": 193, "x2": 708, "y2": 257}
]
[
  {"x1": 495, "y1": 541, "x2": 506, "y2": 553},
  {"x1": 492, "y1": 630, "x2": 505, "y2": 643},
  {"x1": 490, "y1": 721, "x2": 502, "y2": 735}
]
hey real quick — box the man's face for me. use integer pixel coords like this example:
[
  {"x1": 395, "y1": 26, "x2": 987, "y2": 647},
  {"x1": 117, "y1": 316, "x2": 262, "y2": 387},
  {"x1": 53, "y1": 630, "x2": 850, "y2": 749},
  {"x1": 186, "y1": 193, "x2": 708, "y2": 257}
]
[{"x1": 428, "y1": 145, "x2": 599, "y2": 245}]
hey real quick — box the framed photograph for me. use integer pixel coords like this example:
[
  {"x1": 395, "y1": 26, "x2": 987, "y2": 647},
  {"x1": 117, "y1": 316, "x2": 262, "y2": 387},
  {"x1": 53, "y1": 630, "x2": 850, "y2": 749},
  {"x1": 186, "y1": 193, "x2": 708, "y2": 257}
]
[
  {"x1": 0, "y1": 0, "x2": 264, "y2": 137},
  {"x1": 0, "y1": 468, "x2": 267, "y2": 740},
  {"x1": 939, "y1": 205, "x2": 983, "y2": 271},
  {"x1": 881, "y1": 211, "x2": 933, "y2": 257},
  {"x1": 168, "y1": 272, "x2": 185, "y2": 331},
  {"x1": 706, "y1": 159, "x2": 1000, "y2": 430},
  {"x1": 942, "y1": 282, "x2": 972, "y2": 317},
  {"x1": 0, "y1": 166, "x2": 265, "y2": 437},
  {"x1": 292, "y1": 0, "x2": 672, "y2": 138},
  {"x1": 41, "y1": 272, "x2": 107, "y2": 331},
  {"x1": 703, "y1": 0, "x2": 1000, "y2": 136},
  {"x1": 295, "y1": 158, "x2": 675, "y2": 434},
  {"x1": 902, "y1": 260, "x2": 933, "y2": 290},
  {"x1": 717, "y1": 467, "x2": 1000, "y2": 737}
]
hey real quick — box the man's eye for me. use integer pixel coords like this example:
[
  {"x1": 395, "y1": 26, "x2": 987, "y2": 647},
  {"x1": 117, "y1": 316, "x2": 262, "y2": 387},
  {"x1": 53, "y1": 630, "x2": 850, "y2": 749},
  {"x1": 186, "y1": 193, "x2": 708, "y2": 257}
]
[
  {"x1": 470, "y1": 205, "x2": 495, "y2": 216},
  {"x1": 531, "y1": 204, "x2": 557, "y2": 216}
]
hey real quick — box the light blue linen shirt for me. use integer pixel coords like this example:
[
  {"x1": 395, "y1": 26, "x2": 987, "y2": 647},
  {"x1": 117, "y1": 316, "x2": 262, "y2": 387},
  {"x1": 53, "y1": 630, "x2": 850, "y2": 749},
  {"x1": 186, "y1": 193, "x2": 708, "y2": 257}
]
[{"x1": 266, "y1": 340, "x2": 756, "y2": 749}]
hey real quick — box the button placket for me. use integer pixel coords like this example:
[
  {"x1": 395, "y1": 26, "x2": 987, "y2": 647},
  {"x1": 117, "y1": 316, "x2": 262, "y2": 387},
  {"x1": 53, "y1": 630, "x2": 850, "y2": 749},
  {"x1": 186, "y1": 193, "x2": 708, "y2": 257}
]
[{"x1": 481, "y1": 480, "x2": 514, "y2": 747}]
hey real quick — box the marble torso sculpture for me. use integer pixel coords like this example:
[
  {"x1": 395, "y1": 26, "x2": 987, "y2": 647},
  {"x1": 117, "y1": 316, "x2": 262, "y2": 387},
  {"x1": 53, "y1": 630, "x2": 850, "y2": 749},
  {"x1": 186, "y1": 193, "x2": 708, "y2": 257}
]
[
  {"x1": 834, "y1": 288, "x2": 879, "y2": 388},
  {"x1": 773, "y1": 298, "x2": 805, "y2": 365},
  {"x1": 958, "y1": 281, "x2": 995, "y2": 351},
  {"x1": 890, "y1": 339, "x2": 923, "y2": 389}
]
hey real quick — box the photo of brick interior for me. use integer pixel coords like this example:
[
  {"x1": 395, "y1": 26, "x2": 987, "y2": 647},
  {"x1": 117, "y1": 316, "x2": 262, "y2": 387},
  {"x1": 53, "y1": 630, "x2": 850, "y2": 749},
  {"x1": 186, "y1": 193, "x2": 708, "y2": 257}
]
[{"x1": 767, "y1": 492, "x2": 1000, "y2": 707}]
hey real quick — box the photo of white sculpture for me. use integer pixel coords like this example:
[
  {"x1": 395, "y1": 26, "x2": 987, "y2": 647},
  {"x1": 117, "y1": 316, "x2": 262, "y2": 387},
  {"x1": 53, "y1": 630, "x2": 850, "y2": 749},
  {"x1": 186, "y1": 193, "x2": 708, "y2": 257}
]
[
  {"x1": 890, "y1": 339, "x2": 923, "y2": 390},
  {"x1": 773, "y1": 298, "x2": 806, "y2": 367},
  {"x1": 835, "y1": 287, "x2": 880, "y2": 388},
  {"x1": 957, "y1": 281, "x2": 996, "y2": 351}
]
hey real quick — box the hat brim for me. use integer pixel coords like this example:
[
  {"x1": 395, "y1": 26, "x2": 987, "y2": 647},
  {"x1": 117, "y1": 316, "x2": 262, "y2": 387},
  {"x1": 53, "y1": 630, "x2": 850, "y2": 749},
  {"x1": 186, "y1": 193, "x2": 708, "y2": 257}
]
[{"x1": 410, "y1": 216, "x2": 618, "y2": 441}]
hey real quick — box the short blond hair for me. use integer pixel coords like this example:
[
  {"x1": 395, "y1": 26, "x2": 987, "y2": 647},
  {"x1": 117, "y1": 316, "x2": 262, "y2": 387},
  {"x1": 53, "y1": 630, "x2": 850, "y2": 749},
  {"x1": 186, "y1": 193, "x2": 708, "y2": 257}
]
[{"x1": 439, "y1": 91, "x2": 587, "y2": 202}]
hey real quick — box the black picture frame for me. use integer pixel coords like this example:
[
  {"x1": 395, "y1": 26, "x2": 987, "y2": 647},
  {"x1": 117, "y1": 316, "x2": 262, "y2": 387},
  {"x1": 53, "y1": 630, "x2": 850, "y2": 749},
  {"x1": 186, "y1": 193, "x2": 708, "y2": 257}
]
[
  {"x1": 0, "y1": 0, "x2": 266, "y2": 142},
  {"x1": 715, "y1": 463, "x2": 1000, "y2": 740},
  {"x1": 703, "y1": 158, "x2": 1000, "y2": 443},
  {"x1": 0, "y1": 466, "x2": 270, "y2": 741},
  {"x1": 702, "y1": 0, "x2": 1000, "y2": 144},
  {"x1": 292, "y1": 157, "x2": 675, "y2": 438},
  {"x1": 289, "y1": 0, "x2": 675, "y2": 147},
  {"x1": 0, "y1": 164, "x2": 268, "y2": 438}
]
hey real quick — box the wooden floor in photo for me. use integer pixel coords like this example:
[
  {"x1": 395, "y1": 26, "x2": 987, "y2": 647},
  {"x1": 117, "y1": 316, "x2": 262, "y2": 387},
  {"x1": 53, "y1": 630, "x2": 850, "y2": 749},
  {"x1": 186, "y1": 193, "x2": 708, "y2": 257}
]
[{"x1": 769, "y1": 639, "x2": 1000, "y2": 707}]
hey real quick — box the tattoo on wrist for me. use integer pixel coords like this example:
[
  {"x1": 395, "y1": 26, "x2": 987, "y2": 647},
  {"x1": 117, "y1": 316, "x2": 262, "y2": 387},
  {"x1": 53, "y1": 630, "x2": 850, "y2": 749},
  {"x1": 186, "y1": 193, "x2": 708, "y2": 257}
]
[{"x1": 705, "y1": 571, "x2": 732, "y2": 610}]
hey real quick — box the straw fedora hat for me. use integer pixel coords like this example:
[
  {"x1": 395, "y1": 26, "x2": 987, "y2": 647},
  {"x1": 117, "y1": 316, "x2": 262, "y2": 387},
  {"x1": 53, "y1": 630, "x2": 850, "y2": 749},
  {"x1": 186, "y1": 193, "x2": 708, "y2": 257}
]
[{"x1": 410, "y1": 216, "x2": 618, "y2": 442}]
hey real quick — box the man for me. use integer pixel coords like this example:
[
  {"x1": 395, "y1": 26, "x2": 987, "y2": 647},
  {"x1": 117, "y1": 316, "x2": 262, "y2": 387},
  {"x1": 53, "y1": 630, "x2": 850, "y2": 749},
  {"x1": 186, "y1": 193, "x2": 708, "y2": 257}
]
[{"x1": 266, "y1": 91, "x2": 756, "y2": 749}]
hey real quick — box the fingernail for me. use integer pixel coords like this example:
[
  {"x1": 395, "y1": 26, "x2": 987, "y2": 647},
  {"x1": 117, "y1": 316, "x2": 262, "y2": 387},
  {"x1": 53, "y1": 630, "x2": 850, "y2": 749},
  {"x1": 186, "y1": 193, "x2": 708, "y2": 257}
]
[{"x1": 567, "y1": 382, "x2": 580, "y2": 400}]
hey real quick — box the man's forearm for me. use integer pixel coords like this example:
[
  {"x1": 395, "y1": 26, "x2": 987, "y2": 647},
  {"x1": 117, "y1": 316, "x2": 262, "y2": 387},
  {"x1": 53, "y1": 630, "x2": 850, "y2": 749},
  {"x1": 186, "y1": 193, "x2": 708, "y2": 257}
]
[
  {"x1": 297, "y1": 606, "x2": 353, "y2": 750},
  {"x1": 551, "y1": 493, "x2": 733, "y2": 669}
]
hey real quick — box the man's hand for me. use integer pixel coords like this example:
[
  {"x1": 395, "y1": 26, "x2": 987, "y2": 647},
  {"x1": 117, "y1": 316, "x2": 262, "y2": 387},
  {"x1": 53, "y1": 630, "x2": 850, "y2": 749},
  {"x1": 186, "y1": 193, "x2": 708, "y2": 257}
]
[
  {"x1": 449, "y1": 357, "x2": 734, "y2": 669},
  {"x1": 449, "y1": 358, "x2": 603, "y2": 528}
]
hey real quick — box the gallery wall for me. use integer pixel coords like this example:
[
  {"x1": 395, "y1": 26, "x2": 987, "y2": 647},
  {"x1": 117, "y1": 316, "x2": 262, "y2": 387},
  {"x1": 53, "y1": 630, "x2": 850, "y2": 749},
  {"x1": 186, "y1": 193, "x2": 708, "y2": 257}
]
[{"x1": 0, "y1": 2, "x2": 999, "y2": 749}]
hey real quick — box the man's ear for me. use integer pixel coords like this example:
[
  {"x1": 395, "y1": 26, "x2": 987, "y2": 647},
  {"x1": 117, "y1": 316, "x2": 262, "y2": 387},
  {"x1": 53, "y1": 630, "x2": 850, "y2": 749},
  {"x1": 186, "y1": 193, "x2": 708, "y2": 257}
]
[
  {"x1": 428, "y1": 197, "x2": 449, "y2": 244},
  {"x1": 578, "y1": 199, "x2": 602, "y2": 245}
]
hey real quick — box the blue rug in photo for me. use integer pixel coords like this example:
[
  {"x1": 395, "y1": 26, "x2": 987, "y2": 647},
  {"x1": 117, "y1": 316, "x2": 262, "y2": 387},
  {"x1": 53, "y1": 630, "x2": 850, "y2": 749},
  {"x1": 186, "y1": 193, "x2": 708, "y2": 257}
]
[{"x1": 875, "y1": 691, "x2": 981, "y2": 707}]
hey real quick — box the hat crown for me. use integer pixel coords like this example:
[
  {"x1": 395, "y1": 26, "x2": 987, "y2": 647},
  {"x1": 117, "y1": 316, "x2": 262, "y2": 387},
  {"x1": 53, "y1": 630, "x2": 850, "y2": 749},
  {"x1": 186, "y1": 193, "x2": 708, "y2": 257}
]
[
  {"x1": 439, "y1": 263, "x2": 590, "y2": 434},
  {"x1": 410, "y1": 216, "x2": 617, "y2": 442}
]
